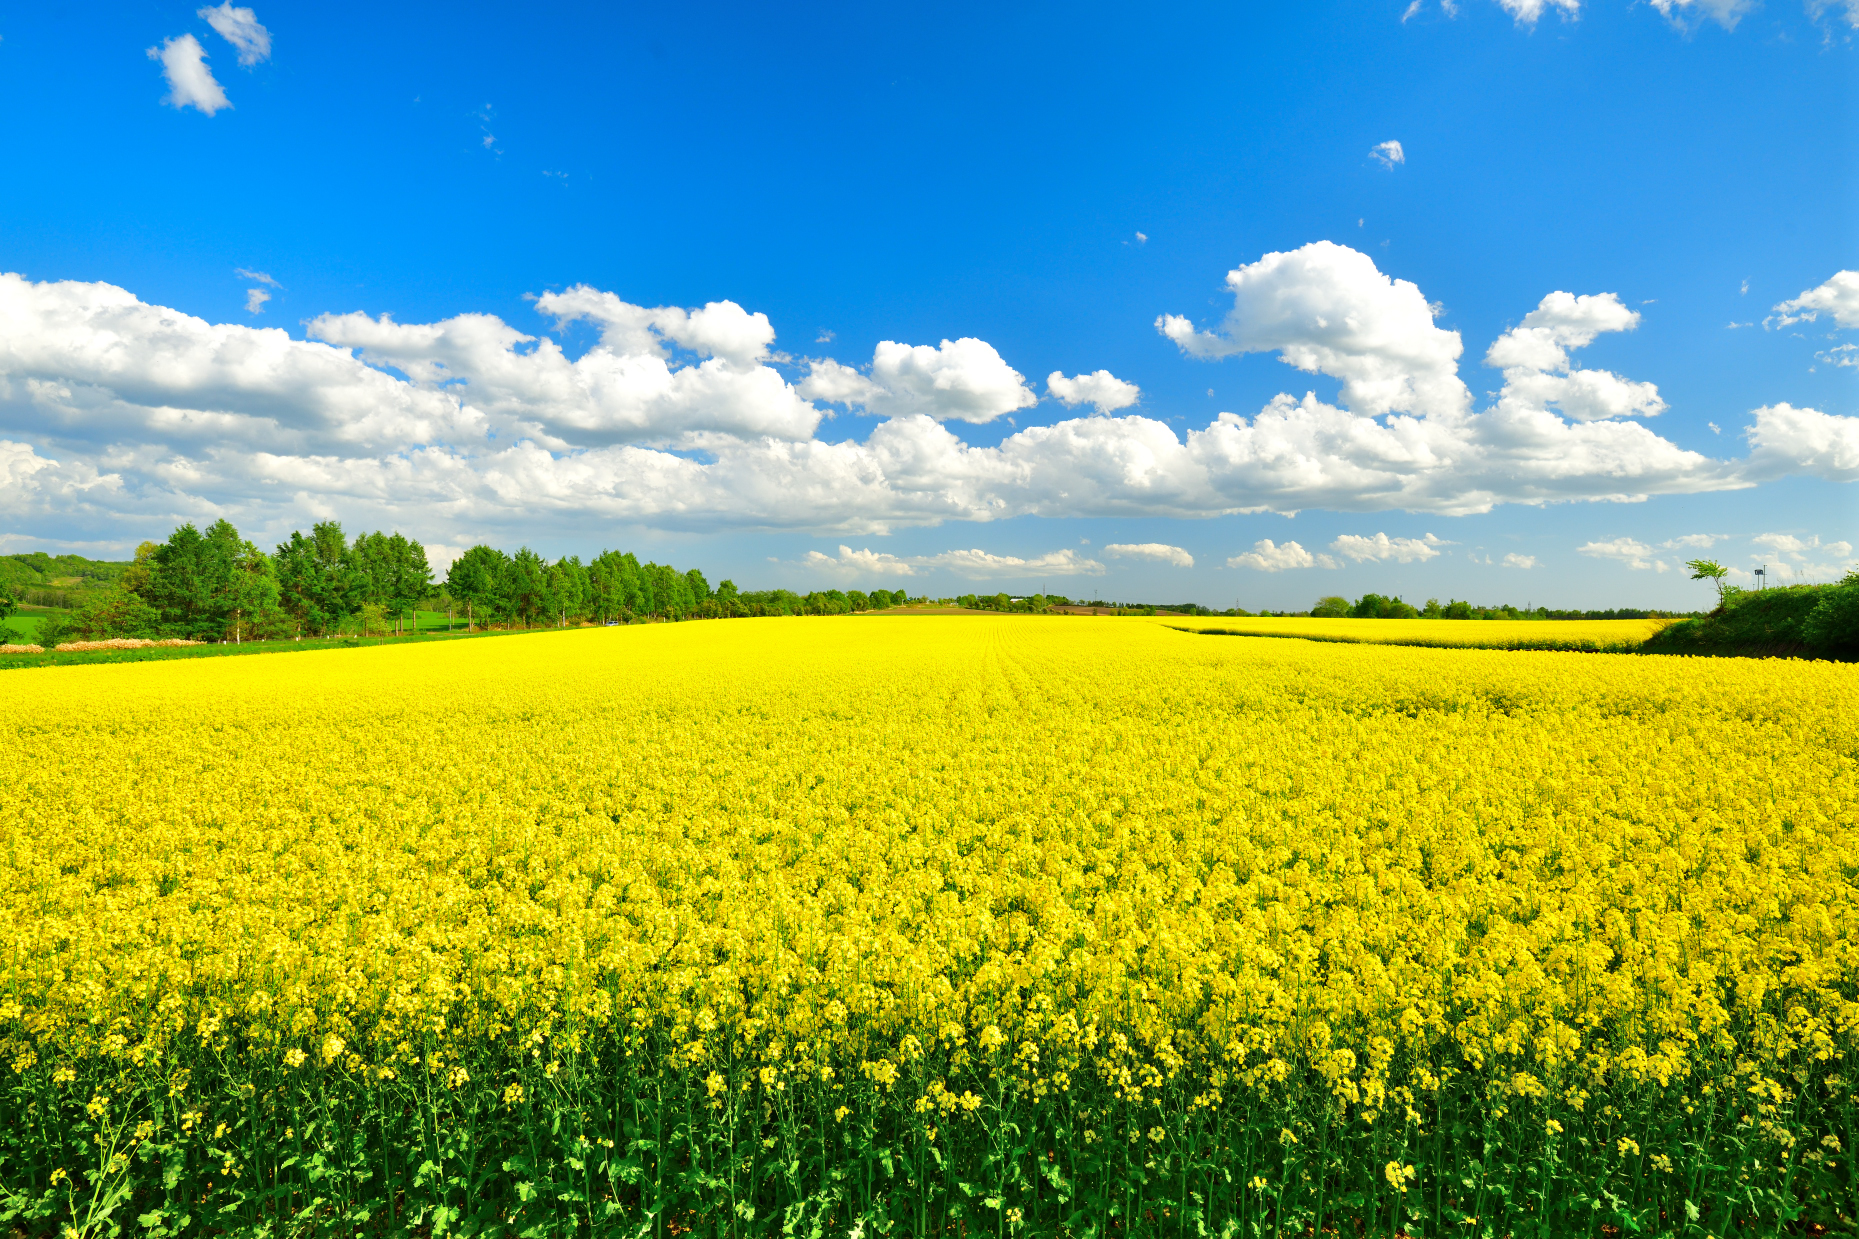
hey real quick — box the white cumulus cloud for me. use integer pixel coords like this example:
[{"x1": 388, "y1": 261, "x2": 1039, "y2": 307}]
[
  {"x1": 801, "y1": 338, "x2": 1036, "y2": 423},
  {"x1": 1104, "y1": 542, "x2": 1194, "y2": 567},
  {"x1": 1500, "y1": 553, "x2": 1536, "y2": 569},
  {"x1": 147, "y1": 34, "x2": 230, "y2": 116},
  {"x1": 1, "y1": 251, "x2": 1856, "y2": 550},
  {"x1": 1752, "y1": 532, "x2": 1853, "y2": 560},
  {"x1": 1485, "y1": 291, "x2": 1665, "y2": 422},
  {"x1": 1228, "y1": 539, "x2": 1338, "y2": 571},
  {"x1": 308, "y1": 289, "x2": 819, "y2": 445},
  {"x1": 802, "y1": 545, "x2": 917, "y2": 576},
  {"x1": 198, "y1": 3, "x2": 271, "y2": 66},
  {"x1": 1370, "y1": 140, "x2": 1405, "y2": 168},
  {"x1": 1158, "y1": 240, "x2": 1470, "y2": 419},
  {"x1": 1661, "y1": 534, "x2": 1721, "y2": 549},
  {"x1": 1329, "y1": 531, "x2": 1447, "y2": 563},
  {"x1": 1048, "y1": 369, "x2": 1140, "y2": 413},
  {"x1": 244, "y1": 288, "x2": 270, "y2": 314},
  {"x1": 1768, "y1": 271, "x2": 1859, "y2": 331},
  {"x1": 1744, "y1": 403, "x2": 1859, "y2": 483},
  {"x1": 799, "y1": 544, "x2": 1104, "y2": 579}
]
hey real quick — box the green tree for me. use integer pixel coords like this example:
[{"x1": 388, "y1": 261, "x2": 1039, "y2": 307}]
[
  {"x1": 589, "y1": 551, "x2": 632, "y2": 624},
  {"x1": 145, "y1": 522, "x2": 234, "y2": 639},
  {"x1": 446, "y1": 545, "x2": 511, "y2": 631},
  {"x1": 51, "y1": 587, "x2": 159, "y2": 639},
  {"x1": 1686, "y1": 558, "x2": 1730, "y2": 606},
  {"x1": 1311, "y1": 596, "x2": 1350, "y2": 618},
  {"x1": 223, "y1": 536, "x2": 281, "y2": 643},
  {"x1": 275, "y1": 522, "x2": 361, "y2": 637},
  {"x1": 384, "y1": 534, "x2": 433, "y2": 635},
  {"x1": 349, "y1": 532, "x2": 432, "y2": 636},
  {"x1": 504, "y1": 548, "x2": 553, "y2": 627},
  {"x1": 549, "y1": 556, "x2": 590, "y2": 626},
  {"x1": 1803, "y1": 581, "x2": 1859, "y2": 651}
]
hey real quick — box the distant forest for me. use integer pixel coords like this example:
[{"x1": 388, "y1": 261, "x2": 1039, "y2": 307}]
[{"x1": 1, "y1": 523, "x2": 1705, "y2": 647}]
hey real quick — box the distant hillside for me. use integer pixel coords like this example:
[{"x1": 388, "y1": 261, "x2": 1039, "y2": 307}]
[{"x1": 0, "y1": 551, "x2": 133, "y2": 609}]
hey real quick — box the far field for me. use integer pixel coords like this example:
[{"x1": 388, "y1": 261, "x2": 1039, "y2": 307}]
[{"x1": 1167, "y1": 614, "x2": 1668, "y2": 652}]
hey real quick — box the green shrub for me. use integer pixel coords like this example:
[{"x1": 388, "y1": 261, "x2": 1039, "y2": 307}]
[
  {"x1": 1803, "y1": 582, "x2": 1859, "y2": 652},
  {"x1": 1644, "y1": 582, "x2": 1858, "y2": 658}
]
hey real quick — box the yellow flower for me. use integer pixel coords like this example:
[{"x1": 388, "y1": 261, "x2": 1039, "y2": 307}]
[{"x1": 0, "y1": 615, "x2": 1850, "y2": 1214}]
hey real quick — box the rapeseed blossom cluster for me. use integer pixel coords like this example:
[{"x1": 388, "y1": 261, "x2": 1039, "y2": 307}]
[{"x1": 0, "y1": 617, "x2": 1852, "y2": 1236}]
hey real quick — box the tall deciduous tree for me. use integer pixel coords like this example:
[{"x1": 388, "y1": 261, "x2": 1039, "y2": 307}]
[
  {"x1": 446, "y1": 545, "x2": 510, "y2": 631},
  {"x1": 504, "y1": 548, "x2": 552, "y2": 628},
  {"x1": 352, "y1": 531, "x2": 434, "y2": 636},
  {"x1": 549, "y1": 556, "x2": 590, "y2": 627},
  {"x1": 223, "y1": 534, "x2": 280, "y2": 643},
  {"x1": 275, "y1": 522, "x2": 360, "y2": 637}
]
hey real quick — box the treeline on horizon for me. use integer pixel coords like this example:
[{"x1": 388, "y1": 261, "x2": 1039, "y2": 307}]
[
  {"x1": 0, "y1": 521, "x2": 922, "y2": 646},
  {"x1": 1283, "y1": 593, "x2": 1694, "y2": 621},
  {"x1": 2, "y1": 526, "x2": 1712, "y2": 648}
]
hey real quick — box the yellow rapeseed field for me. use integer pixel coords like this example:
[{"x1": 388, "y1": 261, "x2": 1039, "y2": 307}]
[
  {"x1": 1, "y1": 617, "x2": 1854, "y2": 1237},
  {"x1": 1163, "y1": 615, "x2": 1669, "y2": 652}
]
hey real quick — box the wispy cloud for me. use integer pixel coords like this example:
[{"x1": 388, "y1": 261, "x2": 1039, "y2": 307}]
[
  {"x1": 1578, "y1": 538, "x2": 1669, "y2": 572},
  {"x1": 1494, "y1": 0, "x2": 1580, "y2": 26},
  {"x1": 198, "y1": 3, "x2": 271, "y2": 66},
  {"x1": 147, "y1": 34, "x2": 230, "y2": 116}
]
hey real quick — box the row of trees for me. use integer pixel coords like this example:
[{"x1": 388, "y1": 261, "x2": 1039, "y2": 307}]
[
  {"x1": 39, "y1": 521, "x2": 437, "y2": 644},
  {"x1": 1286, "y1": 595, "x2": 1691, "y2": 621},
  {"x1": 31, "y1": 520, "x2": 921, "y2": 644}
]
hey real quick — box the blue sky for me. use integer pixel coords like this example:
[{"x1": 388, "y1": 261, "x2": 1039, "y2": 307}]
[{"x1": 1, "y1": 0, "x2": 1854, "y2": 608}]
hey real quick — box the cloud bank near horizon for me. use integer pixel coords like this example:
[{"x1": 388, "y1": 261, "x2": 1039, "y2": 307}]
[{"x1": 1, "y1": 243, "x2": 1854, "y2": 556}]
